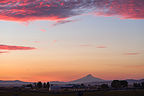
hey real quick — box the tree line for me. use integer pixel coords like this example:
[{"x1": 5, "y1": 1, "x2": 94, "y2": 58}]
[
  {"x1": 99, "y1": 80, "x2": 144, "y2": 90},
  {"x1": 25, "y1": 80, "x2": 144, "y2": 90},
  {"x1": 25, "y1": 81, "x2": 50, "y2": 90}
]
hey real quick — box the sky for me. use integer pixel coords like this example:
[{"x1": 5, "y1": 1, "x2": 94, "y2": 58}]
[{"x1": 0, "y1": 0, "x2": 144, "y2": 82}]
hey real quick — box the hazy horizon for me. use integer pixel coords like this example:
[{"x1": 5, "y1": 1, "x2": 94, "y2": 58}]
[{"x1": 0, "y1": 74, "x2": 144, "y2": 82}]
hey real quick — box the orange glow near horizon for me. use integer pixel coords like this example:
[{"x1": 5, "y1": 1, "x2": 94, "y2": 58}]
[{"x1": 1, "y1": 53, "x2": 144, "y2": 82}]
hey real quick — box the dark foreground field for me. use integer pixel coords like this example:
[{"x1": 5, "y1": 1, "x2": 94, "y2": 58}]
[{"x1": 0, "y1": 89, "x2": 144, "y2": 96}]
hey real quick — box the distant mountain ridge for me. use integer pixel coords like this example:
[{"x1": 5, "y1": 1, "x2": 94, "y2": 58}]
[
  {"x1": 0, "y1": 74, "x2": 144, "y2": 86},
  {"x1": 50, "y1": 75, "x2": 144, "y2": 84},
  {"x1": 0, "y1": 80, "x2": 32, "y2": 87},
  {"x1": 0, "y1": 80, "x2": 24, "y2": 83}
]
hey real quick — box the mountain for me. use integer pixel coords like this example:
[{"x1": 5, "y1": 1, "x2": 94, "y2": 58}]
[
  {"x1": 0, "y1": 75, "x2": 143, "y2": 86},
  {"x1": 0, "y1": 80, "x2": 24, "y2": 83},
  {"x1": 139, "y1": 79, "x2": 144, "y2": 82},
  {"x1": 125, "y1": 79, "x2": 144, "y2": 84},
  {"x1": 0, "y1": 80, "x2": 32, "y2": 87},
  {"x1": 50, "y1": 81, "x2": 66, "y2": 84},
  {"x1": 69, "y1": 74, "x2": 105, "y2": 84}
]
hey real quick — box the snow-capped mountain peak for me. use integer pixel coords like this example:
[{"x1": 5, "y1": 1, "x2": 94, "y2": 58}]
[{"x1": 69, "y1": 74, "x2": 105, "y2": 84}]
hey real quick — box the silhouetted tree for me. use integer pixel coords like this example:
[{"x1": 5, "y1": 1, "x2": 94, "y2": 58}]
[
  {"x1": 101, "y1": 84, "x2": 109, "y2": 90},
  {"x1": 80, "y1": 83, "x2": 85, "y2": 88},
  {"x1": 120, "y1": 80, "x2": 128, "y2": 88},
  {"x1": 33, "y1": 83, "x2": 37, "y2": 88},
  {"x1": 37, "y1": 81, "x2": 42, "y2": 88},
  {"x1": 111, "y1": 80, "x2": 128, "y2": 89},
  {"x1": 141, "y1": 82, "x2": 144, "y2": 88},
  {"x1": 46, "y1": 82, "x2": 50, "y2": 91},
  {"x1": 133, "y1": 83, "x2": 141, "y2": 88},
  {"x1": 43, "y1": 82, "x2": 47, "y2": 88},
  {"x1": 26, "y1": 84, "x2": 33, "y2": 89},
  {"x1": 111, "y1": 80, "x2": 121, "y2": 88},
  {"x1": 77, "y1": 91, "x2": 84, "y2": 96}
]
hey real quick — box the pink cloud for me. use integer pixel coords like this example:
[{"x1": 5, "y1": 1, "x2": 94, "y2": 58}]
[
  {"x1": 53, "y1": 40, "x2": 58, "y2": 43},
  {"x1": 40, "y1": 29, "x2": 46, "y2": 32},
  {"x1": 20, "y1": 21, "x2": 30, "y2": 26},
  {"x1": 0, "y1": 0, "x2": 143, "y2": 22},
  {"x1": 80, "y1": 44, "x2": 92, "y2": 47},
  {"x1": 93, "y1": 0, "x2": 144, "y2": 19},
  {"x1": 33, "y1": 41, "x2": 40, "y2": 43},
  {"x1": 0, "y1": 51, "x2": 8, "y2": 54},
  {"x1": 124, "y1": 52, "x2": 140, "y2": 55},
  {"x1": 96, "y1": 46, "x2": 107, "y2": 48},
  {"x1": 0, "y1": 44, "x2": 36, "y2": 50}
]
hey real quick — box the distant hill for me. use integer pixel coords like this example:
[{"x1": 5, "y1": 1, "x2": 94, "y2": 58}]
[
  {"x1": 0, "y1": 80, "x2": 24, "y2": 83},
  {"x1": 125, "y1": 79, "x2": 144, "y2": 84},
  {"x1": 50, "y1": 81, "x2": 65, "y2": 84},
  {"x1": 68, "y1": 74, "x2": 105, "y2": 84},
  {"x1": 139, "y1": 79, "x2": 144, "y2": 82},
  {"x1": 0, "y1": 80, "x2": 32, "y2": 87},
  {"x1": 0, "y1": 75, "x2": 143, "y2": 86}
]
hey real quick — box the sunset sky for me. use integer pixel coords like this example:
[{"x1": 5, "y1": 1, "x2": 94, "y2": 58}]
[{"x1": 0, "y1": 0, "x2": 144, "y2": 82}]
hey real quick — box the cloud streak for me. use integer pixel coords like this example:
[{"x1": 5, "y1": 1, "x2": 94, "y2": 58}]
[
  {"x1": 0, "y1": 44, "x2": 36, "y2": 50},
  {"x1": 52, "y1": 19, "x2": 78, "y2": 26},
  {"x1": 124, "y1": 52, "x2": 140, "y2": 55},
  {"x1": 96, "y1": 46, "x2": 107, "y2": 48},
  {"x1": 40, "y1": 29, "x2": 46, "y2": 32},
  {"x1": 0, "y1": 0, "x2": 143, "y2": 22},
  {"x1": 80, "y1": 44, "x2": 92, "y2": 47},
  {"x1": 0, "y1": 51, "x2": 8, "y2": 54}
]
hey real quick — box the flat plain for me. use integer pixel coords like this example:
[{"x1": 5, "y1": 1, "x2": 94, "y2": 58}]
[{"x1": 0, "y1": 89, "x2": 144, "y2": 96}]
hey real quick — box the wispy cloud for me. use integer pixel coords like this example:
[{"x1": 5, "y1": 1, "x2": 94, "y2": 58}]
[
  {"x1": 80, "y1": 44, "x2": 92, "y2": 47},
  {"x1": 96, "y1": 46, "x2": 107, "y2": 48},
  {"x1": 0, "y1": 0, "x2": 143, "y2": 22},
  {"x1": 40, "y1": 29, "x2": 46, "y2": 32},
  {"x1": 52, "y1": 19, "x2": 78, "y2": 26},
  {"x1": 0, "y1": 44, "x2": 36, "y2": 50},
  {"x1": 80, "y1": 44, "x2": 107, "y2": 48},
  {"x1": 53, "y1": 40, "x2": 58, "y2": 43},
  {"x1": 124, "y1": 64, "x2": 144, "y2": 69},
  {"x1": 124, "y1": 52, "x2": 140, "y2": 55},
  {"x1": 20, "y1": 21, "x2": 30, "y2": 26},
  {"x1": 0, "y1": 51, "x2": 8, "y2": 54},
  {"x1": 33, "y1": 41, "x2": 40, "y2": 43}
]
